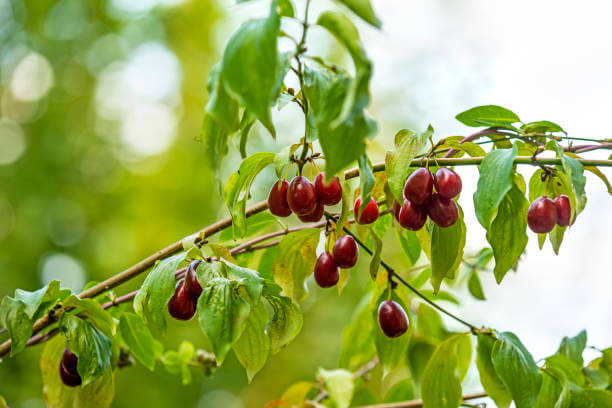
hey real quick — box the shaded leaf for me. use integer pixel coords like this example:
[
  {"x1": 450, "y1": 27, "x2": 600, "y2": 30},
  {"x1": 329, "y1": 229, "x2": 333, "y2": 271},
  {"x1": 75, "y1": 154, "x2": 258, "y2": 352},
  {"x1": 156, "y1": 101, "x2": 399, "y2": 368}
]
[
  {"x1": 334, "y1": 0, "x2": 381, "y2": 28},
  {"x1": 476, "y1": 333, "x2": 512, "y2": 408},
  {"x1": 430, "y1": 205, "x2": 466, "y2": 293},
  {"x1": 118, "y1": 312, "x2": 162, "y2": 371},
  {"x1": 233, "y1": 299, "x2": 270, "y2": 382},
  {"x1": 318, "y1": 368, "x2": 354, "y2": 408}
]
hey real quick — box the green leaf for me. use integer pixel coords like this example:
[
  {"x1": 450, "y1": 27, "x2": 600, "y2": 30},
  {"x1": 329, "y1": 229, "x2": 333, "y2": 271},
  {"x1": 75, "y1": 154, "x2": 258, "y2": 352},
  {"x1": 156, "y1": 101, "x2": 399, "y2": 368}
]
[
  {"x1": 556, "y1": 330, "x2": 587, "y2": 367},
  {"x1": 205, "y1": 63, "x2": 239, "y2": 132},
  {"x1": 456, "y1": 105, "x2": 521, "y2": 129},
  {"x1": 272, "y1": 228, "x2": 320, "y2": 303},
  {"x1": 560, "y1": 154, "x2": 587, "y2": 213},
  {"x1": 468, "y1": 271, "x2": 486, "y2": 301},
  {"x1": 0, "y1": 396, "x2": 5, "y2": 408},
  {"x1": 491, "y1": 331, "x2": 542, "y2": 408},
  {"x1": 385, "y1": 379, "x2": 415, "y2": 402},
  {"x1": 0, "y1": 296, "x2": 32, "y2": 356},
  {"x1": 486, "y1": 182, "x2": 529, "y2": 283},
  {"x1": 358, "y1": 153, "x2": 376, "y2": 214},
  {"x1": 373, "y1": 295, "x2": 412, "y2": 377},
  {"x1": 118, "y1": 312, "x2": 163, "y2": 371},
  {"x1": 219, "y1": 211, "x2": 277, "y2": 242},
  {"x1": 421, "y1": 333, "x2": 472, "y2": 408},
  {"x1": 396, "y1": 229, "x2": 421, "y2": 265},
  {"x1": 41, "y1": 335, "x2": 115, "y2": 408},
  {"x1": 369, "y1": 225, "x2": 383, "y2": 280},
  {"x1": 317, "y1": 368, "x2": 355, "y2": 408},
  {"x1": 570, "y1": 388, "x2": 612, "y2": 407},
  {"x1": 237, "y1": 111, "x2": 256, "y2": 158},
  {"x1": 546, "y1": 354, "x2": 585, "y2": 387},
  {"x1": 161, "y1": 341, "x2": 195, "y2": 385},
  {"x1": 198, "y1": 113, "x2": 232, "y2": 174},
  {"x1": 473, "y1": 145, "x2": 518, "y2": 229},
  {"x1": 416, "y1": 303, "x2": 447, "y2": 345},
  {"x1": 533, "y1": 371, "x2": 569, "y2": 408},
  {"x1": 264, "y1": 291, "x2": 302, "y2": 354},
  {"x1": 447, "y1": 139, "x2": 487, "y2": 157},
  {"x1": 334, "y1": 0, "x2": 381, "y2": 28},
  {"x1": 339, "y1": 295, "x2": 376, "y2": 370},
  {"x1": 476, "y1": 334, "x2": 512, "y2": 408},
  {"x1": 223, "y1": 152, "x2": 275, "y2": 237},
  {"x1": 197, "y1": 277, "x2": 251, "y2": 365},
  {"x1": 385, "y1": 127, "x2": 432, "y2": 202},
  {"x1": 133, "y1": 253, "x2": 185, "y2": 333},
  {"x1": 62, "y1": 295, "x2": 116, "y2": 338},
  {"x1": 233, "y1": 299, "x2": 270, "y2": 382},
  {"x1": 521, "y1": 120, "x2": 565, "y2": 134},
  {"x1": 221, "y1": 3, "x2": 281, "y2": 136},
  {"x1": 14, "y1": 280, "x2": 67, "y2": 321},
  {"x1": 59, "y1": 314, "x2": 113, "y2": 386},
  {"x1": 430, "y1": 205, "x2": 466, "y2": 293},
  {"x1": 220, "y1": 259, "x2": 264, "y2": 305},
  {"x1": 278, "y1": 0, "x2": 295, "y2": 17}
]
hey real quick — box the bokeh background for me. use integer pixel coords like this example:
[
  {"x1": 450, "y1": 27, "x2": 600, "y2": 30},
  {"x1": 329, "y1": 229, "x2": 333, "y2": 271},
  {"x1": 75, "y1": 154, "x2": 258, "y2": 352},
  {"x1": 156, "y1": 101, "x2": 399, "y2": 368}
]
[{"x1": 1, "y1": 0, "x2": 611, "y2": 406}]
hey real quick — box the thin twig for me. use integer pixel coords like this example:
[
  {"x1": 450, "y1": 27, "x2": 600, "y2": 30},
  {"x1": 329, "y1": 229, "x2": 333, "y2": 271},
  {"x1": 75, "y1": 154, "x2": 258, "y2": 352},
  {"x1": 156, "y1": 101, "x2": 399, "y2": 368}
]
[{"x1": 356, "y1": 391, "x2": 488, "y2": 408}]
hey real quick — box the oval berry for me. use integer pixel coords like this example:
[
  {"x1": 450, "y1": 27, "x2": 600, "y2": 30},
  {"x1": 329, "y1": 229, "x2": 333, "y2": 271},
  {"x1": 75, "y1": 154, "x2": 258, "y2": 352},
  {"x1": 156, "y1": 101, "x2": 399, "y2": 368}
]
[
  {"x1": 287, "y1": 176, "x2": 318, "y2": 216},
  {"x1": 553, "y1": 195, "x2": 571, "y2": 227},
  {"x1": 314, "y1": 252, "x2": 339, "y2": 288},
  {"x1": 434, "y1": 167, "x2": 462, "y2": 199},
  {"x1": 527, "y1": 196, "x2": 558, "y2": 233},
  {"x1": 184, "y1": 260, "x2": 203, "y2": 298},
  {"x1": 59, "y1": 361, "x2": 82, "y2": 387},
  {"x1": 168, "y1": 280, "x2": 197, "y2": 321},
  {"x1": 403, "y1": 168, "x2": 434, "y2": 205},
  {"x1": 333, "y1": 236, "x2": 359, "y2": 268},
  {"x1": 268, "y1": 180, "x2": 292, "y2": 217},
  {"x1": 398, "y1": 199, "x2": 427, "y2": 231},
  {"x1": 428, "y1": 193, "x2": 459, "y2": 228},
  {"x1": 353, "y1": 196, "x2": 379, "y2": 225},
  {"x1": 314, "y1": 172, "x2": 342, "y2": 205},
  {"x1": 378, "y1": 300, "x2": 409, "y2": 338},
  {"x1": 298, "y1": 201, "x2": 324, "y2": 223}
]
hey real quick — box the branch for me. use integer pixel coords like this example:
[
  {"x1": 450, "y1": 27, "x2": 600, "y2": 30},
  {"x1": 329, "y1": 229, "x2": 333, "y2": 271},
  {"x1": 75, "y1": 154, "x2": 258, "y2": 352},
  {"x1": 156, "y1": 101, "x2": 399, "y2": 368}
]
[
  {"x1": 310, "y1": 357, "x2": 380, "y2": 405},
  {"x1": 355, "y1": 391, "x2": 487, "y2": 408}
]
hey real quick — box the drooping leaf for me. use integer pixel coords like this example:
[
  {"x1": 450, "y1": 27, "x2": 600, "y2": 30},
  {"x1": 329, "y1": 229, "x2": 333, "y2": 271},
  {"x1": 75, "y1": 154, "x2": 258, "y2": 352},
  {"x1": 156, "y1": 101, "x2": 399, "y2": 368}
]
[
  {"x1": 278, "y1": 0, "x2": 295, "y2": 17},
  {"x1": 570, "y1": 387, "x2": 612, "y2": 407},
  {"x1": 198, "y1": 113, "x2": 232, "y2": 174},
  {"x1": 521, "y1": 120, "x2": 565, "y2": 134},
  {"x1": 118, "y1": 312, "x2": 163, "y2": 372},
  {"x1": 233, "y1": 299, "x2": 270, "y2": 382},
  {"x1": 220, "y1": 259, "x2": 264, "y2": 305},
  {"x1": 272, "y1": 228, "x2": 320, "y2": 303},
  {"x1": 219, "y1": 212, "x2": 278, "y2": 242},
  {"x1": 339, "y1": 295, "x2": 376, "y2": 370},
  {"x1": 161, "y1": 341, "x2": 196, "y2": 385},
  {"x1": 358, "y1": 153, "x2": 376, "y2": 215},
  {"x1": 533, "y1": 370, "x2": 570, "y2": 408},
  {"x1": 205, "y1": 63, "x2": 240, "y2": 133},
  {"x1": 456, "y1": 105, "x2": 521, "y2": 129},
  {"x1": 560, "y1": 154, "x2": 587, "y2": 213},
  {"x1": 317, "y1": 368, "x2": 355, "y2": 408},
  {"x1": 264, "y1": 291, "x2": 302, "y2": 354},
  {"x1": 430, "y1": 205, "x2": 466, "y2": 293},
  {"x1": 476, "y1": 333, "x2": 512, "y2": 408},
  {"x1": 396, "y1": 229, "x2": 421, "y2": 265},
  {"x1": 473, "y1": 145, "x2": 518, "y2": 229},
  {"x1": 556, "y1": 330, "x2": 587, "y2": 367},
  {"x1": 62, "y1": 295, "x2": 116, "y2": 338},
  {"x1": 468, "y1": 271, "x2": 486, "y2": 301},
  {"x1": 334, "y1": 0, "x2": 381, "y2": 28},
  {"x1": 385, "y1": 127, "x2": 433, "y2": 202}
]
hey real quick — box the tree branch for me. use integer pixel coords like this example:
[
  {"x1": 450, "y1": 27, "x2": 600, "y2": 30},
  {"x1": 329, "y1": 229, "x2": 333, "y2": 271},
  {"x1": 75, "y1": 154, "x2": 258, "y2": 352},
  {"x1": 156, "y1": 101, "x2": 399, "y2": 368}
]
[{"x1": 355, "y1": 391, "x2": 487, "y2": 408}]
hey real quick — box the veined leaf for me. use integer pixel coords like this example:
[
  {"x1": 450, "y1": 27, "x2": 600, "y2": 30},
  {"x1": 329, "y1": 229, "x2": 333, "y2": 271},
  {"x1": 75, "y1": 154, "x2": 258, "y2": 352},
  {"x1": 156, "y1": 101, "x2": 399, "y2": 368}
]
[
  {"x1": 264, "y1": 290, "x2": 302, "y2": 354},
  {"x1": 205, "y1": 63, "x2": 239, "y2": 132},
  {"x1": 456, "y1": 105, "x2": 521, "y2": 129},
  {"x1": 118, "y1": 312, "x2": 163, "y2": 372},
  {"x1": 233, "y1": 299, "x2": 270, "y2": 382},
  {"x1": 334, "y1": 0, "x2": 381, "y2": 28},
  {"x1": 317, "y1": 368, "x2": 355, "y2": 408},
  {"x1": 556, "y1": 330, "x2": 587, "y2": 367},
  {"x1": 339, "y1": 295, "x2": 376, "y2": 370},
  {"x1": 220, "y1": 259, "x2": 264, "y2": 305},
  {"x1": 430, "y1": 205, "x2": 466, "y2": 293},
  {"x1": 476, "y1": 334, "x2": 512, "y2": 408},
  {"x1": 62, "y1": 295, "x2": 116, "y2": 338},
  {"x1": 358, "y1": 153, "x2": 376, "y2": 215}
]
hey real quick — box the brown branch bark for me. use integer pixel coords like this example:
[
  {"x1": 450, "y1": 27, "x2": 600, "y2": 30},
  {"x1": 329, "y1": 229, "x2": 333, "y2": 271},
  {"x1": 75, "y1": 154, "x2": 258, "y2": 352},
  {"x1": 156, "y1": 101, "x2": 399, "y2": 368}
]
[{"x1": 355, "y1": 391, "x2": 488, "y2": 408}]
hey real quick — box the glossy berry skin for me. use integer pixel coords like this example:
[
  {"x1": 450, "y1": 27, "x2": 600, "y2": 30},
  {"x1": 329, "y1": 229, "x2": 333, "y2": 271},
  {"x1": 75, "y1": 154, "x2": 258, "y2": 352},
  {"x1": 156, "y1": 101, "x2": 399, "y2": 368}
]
[
  {"x1": 287, "y1": 176, "x2": 318, "y2": 216},
  {"x1": 353, "y1": 197, "x2": 379, "y2": 224},
  {"x1": 403, "y1": 168, "x2": 434, "y2": 205},
  {"x1": 60, "y1": 347, "x2": 82, "y2": 387},
  {"x1": 298, "y1": 201, "x2": 324, "y2": 223},
  {"x1": 434, "y1": 168, "x2": 462, "y2": 199},
  {"x1": 398, "y1": 200, "x2": 427, "y2": 231},
  {"x1": 184, "y1": 260, "x2": 202, "y2": 298},
  {"x1": 428, "y1": 193, "x2": 459, "y2": 228},
  {"x1": 268, "y1": 180, "x2": 292, "y2": 217},
  {"x1": 527, "y1": 196, "x2": 558, "y2": 233},
  {"x1": 378, "y1": 300, "x2": 409, "y2": 338},
  {"x1": 59, "y1": 361, "x2": 82, "y2": 387},
  {"x1": 392, "y1": 201, "x2": 401, "y2": 221},
  {"x1": 554, "y1": 195, "x2": 571, "y2": 227},
  {"x1": 168, "y1": 280, "x2": 197, "y2": 321},
  {"x1": 314, "y1": 252, "x2": 339, "y2": 288},
  {"x1": 333, "y1": 236, "x2": 359, "y2": 268},
  {"x1": 314, "y1": 173, "x2": 342, "y2": 205}
]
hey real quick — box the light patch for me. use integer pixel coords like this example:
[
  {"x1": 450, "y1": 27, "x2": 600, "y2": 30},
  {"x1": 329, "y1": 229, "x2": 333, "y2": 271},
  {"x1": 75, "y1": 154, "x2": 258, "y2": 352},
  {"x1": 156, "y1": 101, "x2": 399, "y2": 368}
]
[
  {"x1": 39, "y1": 253, "x2": 86, "y2": 292},
  {"x1": 0, "y1": 119, "x2": 26, "y2": 164},
  {"x1": 10, "y1": 52, "x2": 54, "y2": 102},
  {"x1": 120, "y1": 102, "x2": 177, "y2": 156}
]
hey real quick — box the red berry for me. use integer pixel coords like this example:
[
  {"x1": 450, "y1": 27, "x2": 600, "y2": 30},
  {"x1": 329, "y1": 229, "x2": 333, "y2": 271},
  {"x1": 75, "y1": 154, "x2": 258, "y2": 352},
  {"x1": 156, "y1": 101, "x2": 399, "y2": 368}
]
[
  {"x1": 287, "y1": 176, "x2": 318, "y2": 216},
  {"x1": 268, "y1": 180, "x2": 292, "y2": 217},
  {"x1": 298, "y1": 201, "x2": 324, "y2": 223},
  {"x1": 314, "y1": 172, "x2": 342, "y2": 205},
  {"x1": 392, "y1": 200, "x2": 401, "y2": 221},
  {"x1": 59, "y1": 360, "x2": 82, "y2": 387},
  {"x1": 168, "y1": 280, "x2": 197, "y2": 321},
  {"x1": 403, "y1": 168, "x2": 434, "y2": 205},
  {"x1": 314, "y1": 252, "x2": 339, "y2": 288},
  {"x1": 428, "y1": 193, "x2": 459, "y2": 228},
  {"x1": 60, "y1": 347, "x2": 81, "y2": 387},
  {"x1": 527, "y1": 196, "x2": 558, "y2": 233},
  {"x1": 434, "y1": 168, "x2": 462, "y2": 199},
  {"x1": 353, "y1": 197, "x2": 379, "y2": 224},
  {"x1": 398, "y1": 199, "x2": 427, "y2": 231},
  {"x1": 378, "y1": 300, "x2": 408, "y2": 338},
  {"x1": 333, "y1": 236, "x2": 359, "y2": 268},
  {"x1": 184, "y1": 260, "x2": 202, "y2": 298},
  {"x1": 553, "y1": 195, "x2": 571, "y2": 227}
]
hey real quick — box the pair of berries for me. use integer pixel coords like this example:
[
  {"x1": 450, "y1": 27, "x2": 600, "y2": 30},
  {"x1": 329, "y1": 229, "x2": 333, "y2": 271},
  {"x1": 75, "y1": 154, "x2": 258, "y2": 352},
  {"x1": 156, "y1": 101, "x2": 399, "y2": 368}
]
[
  {"x1": 168, "y1": 260, "x2": 203, "y2": 321},
  {"x1": 378, "y1": 300, "x2": 409, "y2": 338},
  {"x1": 314, "y1": 236, "x2": 359, "y2": 288},
  {"x1": 393, "y1": 167, "x2": 462, "y2": 229},
  {"x1": 527, "y1": 194, "x2": 571, "y2": 233},
  {"x1": 59, "y1": 347, "x2": 81, "y2": 387},
  {"x1": 268, "y1": 173, "x2": 342, "y2": 223}
]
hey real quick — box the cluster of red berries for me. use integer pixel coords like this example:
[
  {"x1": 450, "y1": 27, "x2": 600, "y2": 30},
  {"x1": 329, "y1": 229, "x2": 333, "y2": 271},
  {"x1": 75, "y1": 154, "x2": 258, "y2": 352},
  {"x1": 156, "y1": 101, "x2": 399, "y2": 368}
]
[
  {"x1": 392, "y1": 167, "x2": 462, "y2": 230},
  {"x1": 168, "y1": 260, "x2": 203, "y2": 321},
  {"x1": 378, "y1": 300, "x2": 409, "y2": 338},
  {"x1": 527, "y1": 194, "x2": 571, "y2": 233},
  {"x1": 268, "y1": 172, "x2": 342, "y2": 223},
  {"x1": 59, "y1": 347, "x2": 81, "y2": 387},
  {"x1": 314, "y1": 235, "x2": 359, "y2": 288}
]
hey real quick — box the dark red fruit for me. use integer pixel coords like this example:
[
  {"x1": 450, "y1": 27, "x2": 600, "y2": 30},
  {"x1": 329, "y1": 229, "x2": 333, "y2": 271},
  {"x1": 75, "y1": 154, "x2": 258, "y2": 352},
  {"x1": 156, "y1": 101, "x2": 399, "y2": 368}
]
[
  {"x1": 428, "y1": 193, "x2": 459, "y2": 228},
  {"x1": 184, "y1": 260, "x2": 203, "y2": 298},
  {"x1": 314, "y1": 172, "x2": 342, "y2": 205},
  {"x1": 314, "y1": 252, "x2": 339, "y2": 288},
  {"x1": 353, "y1": 197, "x2": 379, "y2": 224},
  {"x1": 168, "y1": 280, "x2": 197, "y2": 321},
  {"x1": 59, "y1": 361, "x2": 82, "y2": 387},
  {"x1": 553, "y1": 195, "x2": 571, "y2": 227},
  {"x1": 527, "y1": 196, "x2": 558, "y2": 233},
  {"x1": 392, "y1": 201, "x2": 401, "y2": 221},
  {"x1": 403, "y1": 168, "x2": 434, "y2": 205},
  {"x1": 378, "y1": 300, "x2": 408, "y2": 338},
  {"x1": 287, "y1": 176, "x2": 318, "y2": 216},
  {"x1": 332, "y1": 236, "x2": 358, "y2": 268},
  {"x1": 298, "y1": 201, "x2": 324, "y2": 223},
  {"x1": 434, "y1": 168, "x2": 462, "y2": 199},
  {"x1": 398, "y1": 199, "x2": 427, "y2": 231},
  {"x1": 268, "y1": 180, "x2": 292, "y2": 217}
]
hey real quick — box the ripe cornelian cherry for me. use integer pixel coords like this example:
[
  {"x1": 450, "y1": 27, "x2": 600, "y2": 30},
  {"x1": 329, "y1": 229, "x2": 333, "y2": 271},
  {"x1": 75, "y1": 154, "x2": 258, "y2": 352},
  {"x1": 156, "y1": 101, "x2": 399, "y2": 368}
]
[
  {"x1": 403, "y1": 168, "x2": 434, "y2": 205},
  {"x1": 554, "y1": 195, "x2": 571, "y2": 227},
  {"x1": 428, "y1": 193, "x2": 459, "y2": 228},
  {"x1": 314, "y1": 252, "x2": 339, "y2": 288},
  {"x1": 287, "y1": 176, "x2": 318, "y2": 216},
  {"x1": 268, "y1": 180, "x2": 292, "y2": 217},
  {"x1": 168, "y1": 280, "x2": 197, "y2": 321},
  {"x1": 184, "y1": 260, "x2": 202, "y2": 298},
  {"x1": 398, "y1": 199, "x2": 427, "y2": 231},
  {"x1": 353, "y1": 196, "x2": 379, "y2": 224},
  {"x1": 60, "y1": 361, "x2": 82, "y2": 387},
  {"x1": 378, "y1": 300, "x2": 409, "y2": 338},
  {"x1": 298, "y1": 201, "x2": 324, "y2": 223},
  {"x1": 60, "y1": 347, "x2": 82, "y2": 387},
  {"x1": 333, "y1": 236, "x2": 358, "y2": 268},
  {"x1": 527, "y1": 196, "x2": 558, "y2": 233},
  {"x1": 314, "y1": 172, "x2": 342, "y2": 205},
  {"x1": 392, "y1": 200, "x2": 401, "y2": 221},
  {"x1": 434, "y1": 168, "x2": 462, "y2": 199}
]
